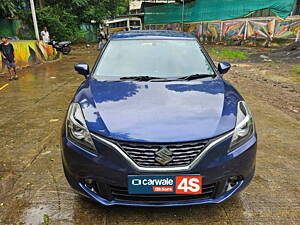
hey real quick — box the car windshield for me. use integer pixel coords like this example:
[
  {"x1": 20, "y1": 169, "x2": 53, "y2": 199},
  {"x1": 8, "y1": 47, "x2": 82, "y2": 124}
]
[{"x1": 93, "y1": 39, "x2": 214, "y2": 79}]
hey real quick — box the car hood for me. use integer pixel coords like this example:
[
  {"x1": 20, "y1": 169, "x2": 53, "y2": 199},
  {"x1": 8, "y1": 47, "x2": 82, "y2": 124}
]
[{"x1": 75, "y1": 78, "x2": 242, "y2": 142}]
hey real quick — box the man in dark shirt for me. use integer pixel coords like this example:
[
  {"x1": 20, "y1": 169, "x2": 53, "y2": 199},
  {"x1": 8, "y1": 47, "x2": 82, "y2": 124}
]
[{"x1": 0, "y1": 36, "x2": 18, "y2": 80}]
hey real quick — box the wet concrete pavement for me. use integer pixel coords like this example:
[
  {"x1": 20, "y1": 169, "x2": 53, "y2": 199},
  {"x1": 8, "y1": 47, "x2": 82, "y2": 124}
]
[{"x1": 0, "y1": 47, "x2": 299, "y2": 225}]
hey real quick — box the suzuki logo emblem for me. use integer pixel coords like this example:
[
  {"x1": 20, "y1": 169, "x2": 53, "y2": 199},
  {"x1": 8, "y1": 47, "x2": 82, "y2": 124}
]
[{"x1": 155, "y1": 147, "x2": 173, "y2": 165}]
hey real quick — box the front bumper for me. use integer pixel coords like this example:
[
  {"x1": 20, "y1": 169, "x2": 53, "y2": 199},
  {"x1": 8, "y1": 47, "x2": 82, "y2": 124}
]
[{"x1": 61, "y1": 132, "x2": 257, "y2": 207}]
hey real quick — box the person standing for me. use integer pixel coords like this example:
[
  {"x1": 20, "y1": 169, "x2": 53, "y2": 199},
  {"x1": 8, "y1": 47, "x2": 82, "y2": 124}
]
[
  {"x1": 264, "y1": 31, "x2": 273, "y2": 48},
  {"x1": 98, "y1": 30, "x2": 107, "y2": 50},
  {"x1": 251, "y1": 31, "x2": 258, "y2": 47},
  {"x1": 0, "y1": 36, "x2": 18, "y2": 80},
  {"x1": 41, "y1": 27, "x2": 50, "y2": 43}
]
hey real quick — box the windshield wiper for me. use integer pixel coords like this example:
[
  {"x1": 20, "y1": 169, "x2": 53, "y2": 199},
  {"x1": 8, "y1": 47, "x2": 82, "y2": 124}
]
[
  {"x1": 119, "y1": 74, "x2": 215, "y2": 82},
  {"x1": 119, "y1": 76, "x2": 162, "y2": 81},
  {"x1": 178, "y1": 74, "x2": 215, "y2": 81}
]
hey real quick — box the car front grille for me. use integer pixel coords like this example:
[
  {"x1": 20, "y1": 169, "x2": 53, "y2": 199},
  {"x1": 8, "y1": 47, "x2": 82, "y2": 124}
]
[
  {"x1": 117, "y1": 140, "x2": 209, "y2": 167},
  {"x1": 110, "y1": 183, "x2": 217, "y2": 203}
]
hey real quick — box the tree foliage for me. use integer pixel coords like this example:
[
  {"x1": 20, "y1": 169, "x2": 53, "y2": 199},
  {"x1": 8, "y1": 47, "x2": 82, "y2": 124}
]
[
  {"x1": 0, "y1": 0, "x2": 17, "y2": 17},
  {"x1": 42, "y1": 0, "x2": 129, "y2": 23},
  {"x1": 19, "y1": 6, "x2": 79, "y2": 41},
  {"x1": 2, "y1": 0, "x2": 129, "y2": 41}
]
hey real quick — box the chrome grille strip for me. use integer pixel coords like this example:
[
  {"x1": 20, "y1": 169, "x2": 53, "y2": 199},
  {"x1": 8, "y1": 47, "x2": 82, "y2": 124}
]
[
  {"x1": 119, "y1": 140, "x2": 208, "y2": 167},
  {"x1": 168, "y1": 145, "x2": 205, "y2": 151},
  {"x1": 91, "y1": 131, "x2": 234, "y2": 172}
]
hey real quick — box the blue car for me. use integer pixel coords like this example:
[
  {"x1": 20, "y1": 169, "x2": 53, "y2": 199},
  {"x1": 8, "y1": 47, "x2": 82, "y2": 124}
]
[{"x1": 61, "y1": 30, "x2": 257, "y2": 207}]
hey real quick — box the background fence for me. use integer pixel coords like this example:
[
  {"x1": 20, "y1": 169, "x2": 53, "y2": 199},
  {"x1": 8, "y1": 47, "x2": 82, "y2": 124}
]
[{"x1": 145, "y1": 16, "x2": 300, "y2": 42}]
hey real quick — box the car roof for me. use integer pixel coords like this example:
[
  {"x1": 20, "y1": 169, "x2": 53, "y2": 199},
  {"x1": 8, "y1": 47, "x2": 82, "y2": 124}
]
[{"x1": 110, "y1": 30, "x2": 196, "y2": 40}]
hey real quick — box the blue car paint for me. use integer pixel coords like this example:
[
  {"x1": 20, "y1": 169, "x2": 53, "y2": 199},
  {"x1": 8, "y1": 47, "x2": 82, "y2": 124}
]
[
  {"x1": 78, "y1": 180, "x2": 246, "y2": 207},
  {"x1": 110, "y1": 30, "x2": 195, "y2": 40},
  {"x1": 74, "y1": 78, "x2": 241, "y2": 142},
  {"x1": 62, "y1": 30, "x2": 257, "y2": 207},
  {"x1": 61, "y1": 133, "x2": 256, "y2": 206}
]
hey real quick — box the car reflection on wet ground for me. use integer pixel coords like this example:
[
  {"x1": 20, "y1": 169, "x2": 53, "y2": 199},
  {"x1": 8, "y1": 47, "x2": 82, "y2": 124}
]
[{"x1": 0, "y1": 46, "x2": 299, "y2": 225}]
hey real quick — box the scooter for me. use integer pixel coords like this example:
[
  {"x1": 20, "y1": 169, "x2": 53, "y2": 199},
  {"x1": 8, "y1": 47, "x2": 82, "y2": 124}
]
[{"x1": 49, "y1": 40, "x2": 72, "y2": 55}]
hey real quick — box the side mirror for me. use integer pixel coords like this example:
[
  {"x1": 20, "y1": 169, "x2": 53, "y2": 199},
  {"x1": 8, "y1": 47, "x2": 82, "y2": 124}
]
[
  {"x1": 218, "y1": 62, "x2": 231, "y2": 75},
  {"x1": 74, "y1": 63, "x2": 89, "y2": 77}
]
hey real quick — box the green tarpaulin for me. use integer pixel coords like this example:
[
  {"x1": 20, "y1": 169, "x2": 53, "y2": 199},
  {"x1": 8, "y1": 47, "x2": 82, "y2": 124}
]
[{"x1": 144, "y1": 0, "x2": 295, "y2": 25}]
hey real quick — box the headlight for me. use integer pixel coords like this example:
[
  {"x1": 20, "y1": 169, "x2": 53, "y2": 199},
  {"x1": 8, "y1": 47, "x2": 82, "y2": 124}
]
[
  {"x1": 66, "y1": 103, "x2": 96, "y2": 154},
  {"x1": 229, "y1": 101, "x2": 255, "y2": 152}
]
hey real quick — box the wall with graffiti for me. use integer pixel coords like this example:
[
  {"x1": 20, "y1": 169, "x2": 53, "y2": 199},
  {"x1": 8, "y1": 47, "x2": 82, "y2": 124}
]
[
  {"x1": 144, "y1": 16, "x2": 300, "y2": 42},
  {"x1": 1, "y1": 41, "x2": 61, "y2": 72}
]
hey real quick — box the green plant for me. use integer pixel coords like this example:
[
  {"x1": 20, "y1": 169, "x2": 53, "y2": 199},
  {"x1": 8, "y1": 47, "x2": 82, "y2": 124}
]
[
  {"x1": 19, "y1": 6, "x2": 80, "y2": 41},
  {"x1": 41, "y1": 0, "x2": 129, "y2": 23},
  {"x1": 293, "y1": 65, "x2": 300, "y2": 74},
  {"x1": 208, "y1": 48, "x2": 248, "y2": 60},
  {"x1": 17, "y1": 0, "x2": 130, "y2": 41},
  {"x1": 43, "y1": 214, "x2": 49, "y2": 225},
  {"x1": 0, "y1": 0, "x2": 17, "y2": 18}
]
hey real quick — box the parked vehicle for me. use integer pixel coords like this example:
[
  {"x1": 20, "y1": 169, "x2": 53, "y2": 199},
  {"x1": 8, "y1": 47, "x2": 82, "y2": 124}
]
[
  {"x1": 61, "y1": 30, "x2": 257, "y2": 207},
  {"x1": 104, "y1": 17, "x2": 142, "y2": 33},
  {"x1": 49, "y1": 40, "x2": 71, "y2": 55}
]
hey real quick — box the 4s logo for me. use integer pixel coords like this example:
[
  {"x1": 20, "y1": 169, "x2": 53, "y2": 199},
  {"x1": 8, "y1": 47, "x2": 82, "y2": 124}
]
[{"x1": 175, "y1": 176, "x2": 202, "y2": 194}]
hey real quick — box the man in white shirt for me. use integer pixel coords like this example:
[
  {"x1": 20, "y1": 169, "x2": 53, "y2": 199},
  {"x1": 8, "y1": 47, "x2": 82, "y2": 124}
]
[{"x1": 41, "y1": 27, "x2": 50, "y2": 43}]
